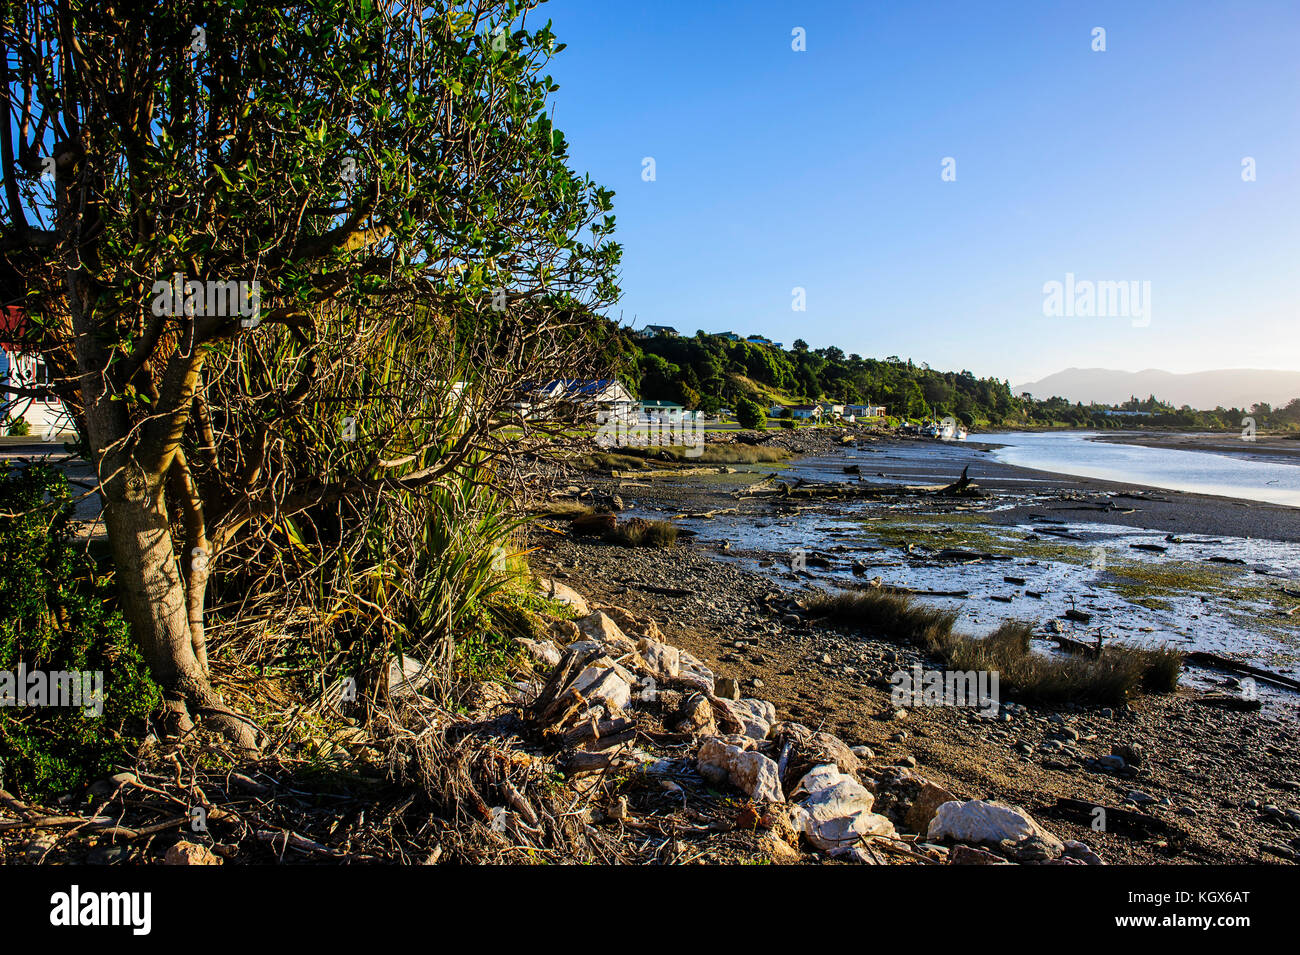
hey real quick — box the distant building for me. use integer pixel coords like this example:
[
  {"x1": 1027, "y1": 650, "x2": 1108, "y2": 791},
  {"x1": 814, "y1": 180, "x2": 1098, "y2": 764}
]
[
  {"x1": 635, "y1": 325, "x2": 678, "y2": 339},
  {"x1": 846, "y1": 403, "x2": 887, "y2": 418},
  {"x1": 636, "y1": 399, "x2": 685, "y2": 421},
  {"x1": 819, "y1": 402, "x2": 846, "y2": 417},
  {"x1": 788, "y1": 404, "x2": 822, "y2": 421},
  {"x1": 1102, "y1": 410, "x2": 1151, "y2": 417},
  {"x1": 1, "y1": 306, "x2": 71, "y2": 437},
  {"x1": 521, "y1": 379, "x2": 636, "y2": 420},
  {"x1": 714, "y1": 331, "x2": 741, "y2": 341}
]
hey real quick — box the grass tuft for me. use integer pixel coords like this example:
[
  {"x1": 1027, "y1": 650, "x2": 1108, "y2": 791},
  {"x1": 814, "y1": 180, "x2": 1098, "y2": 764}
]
[
  {"x1": 607, "y1": 518, "x2": 678, "y2": 548},
  {"x1": 804, "y1": 587, "x2": 1183, "y2": 706}
]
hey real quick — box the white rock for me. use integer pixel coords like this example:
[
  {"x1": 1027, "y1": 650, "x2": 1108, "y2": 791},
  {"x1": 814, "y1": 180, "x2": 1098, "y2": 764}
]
[
  {"x1": 731, "y1": 698, "x2": 776, "y2": 739},
  {"x1": 516, "y1": 638, "x2": 561, "y2": 669},
  {"x1": 697, "y1": 738, "x2": 784, "y2": 802},
  {"x1": 536, "y1": 578, "x2": 590, "y2": 616},
  {"x1": 790, "y1": 763, "x2": 844, "y2": 798},
  {"x1": 572, "y1": 664, "x2": 633, "y2": 710},
  {"x1": 927, "y1": 799, "x2": 1063, "y2": 855},
  {"x1": 790, "y1": 767, "x2": 896, "y2": 852},
  {"x1": 387, "y1": 654, "x2": 435, "y2": 699},
  {"x1": 677, "y1": 650, "x2": 716, "y2": 693},
  {"x1": 636, "y1": 637, "x2": 681, "y2": 679},
  {"x1": 575, "y1": 611, "x2": 638, "y2": 653}
]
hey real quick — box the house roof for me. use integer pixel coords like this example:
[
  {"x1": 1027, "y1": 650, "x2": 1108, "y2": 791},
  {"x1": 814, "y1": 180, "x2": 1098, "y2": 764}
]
[
  {"x1": 0, "y1": 306, "x2": 27, "y2": 351},
  {"x1": 525, "y1": 379, "x2": 634, "y2": 401}
]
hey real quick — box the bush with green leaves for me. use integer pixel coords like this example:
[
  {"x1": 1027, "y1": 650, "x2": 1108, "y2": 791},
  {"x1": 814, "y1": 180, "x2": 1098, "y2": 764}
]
[
  {"x1": 0, "y1": 463, "x2": 161, "y2": 799},
  {"x1": 735, "y1": 397, "x2": 766, "y2": 430}
]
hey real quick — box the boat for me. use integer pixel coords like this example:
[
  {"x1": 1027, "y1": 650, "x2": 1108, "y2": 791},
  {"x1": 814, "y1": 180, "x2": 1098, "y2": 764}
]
[
  {"x1": 922, "y1": 419, "x2": 969, "y2": 441},
  {"x1": 940, "y1": 420, "x2": 969, "y2": 441}
]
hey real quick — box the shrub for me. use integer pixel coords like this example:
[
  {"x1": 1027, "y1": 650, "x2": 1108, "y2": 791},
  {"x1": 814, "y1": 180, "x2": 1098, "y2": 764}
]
[
  {"x1": 0, "y1": 463, "x2": 161, "y2": 799},
  {"x1": 4, "y1": 416, "x2": 31, "y2": 437},
  {"x1": 735, "y1": 397, "x2": 766, "y2": 430}
]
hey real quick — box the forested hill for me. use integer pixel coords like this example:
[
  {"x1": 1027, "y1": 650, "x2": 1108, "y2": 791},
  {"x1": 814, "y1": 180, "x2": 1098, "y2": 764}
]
[
  {"x1": 587, "y1": 325, "x2": 1015, "y2": 426},
  {"x1": 591, "y1": 325, "x2": 1300, "y2": 431}
]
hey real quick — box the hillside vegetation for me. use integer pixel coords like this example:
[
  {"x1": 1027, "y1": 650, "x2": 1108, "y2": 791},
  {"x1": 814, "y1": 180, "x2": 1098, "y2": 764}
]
[{"x1": 601, "y1": 327, "x2": 1300, "y2": 431}]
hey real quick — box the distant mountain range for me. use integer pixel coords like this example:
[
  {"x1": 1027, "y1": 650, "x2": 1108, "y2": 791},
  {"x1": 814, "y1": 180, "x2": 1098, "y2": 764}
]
[{"x1": 1011, "y1": 368, "x2": 1300, "y2": 410}]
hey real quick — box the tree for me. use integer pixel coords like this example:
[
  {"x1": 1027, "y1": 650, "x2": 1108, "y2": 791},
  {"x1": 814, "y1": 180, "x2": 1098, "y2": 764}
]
[
  {"x1": 735, "y1": 397, "x2": 765, "y2": 430},
  {"x1": 1, "y1": 1, "x2": 619, "y2": 743}
]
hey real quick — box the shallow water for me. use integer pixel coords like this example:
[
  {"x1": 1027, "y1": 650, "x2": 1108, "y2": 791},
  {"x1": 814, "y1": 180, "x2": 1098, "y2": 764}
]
[
  {"x1": 627, "y1": 439, "x2": 1300, "y2": 702},
  {"x1": 988, "y1": 431, "x2": 1300, "y2": 507}
]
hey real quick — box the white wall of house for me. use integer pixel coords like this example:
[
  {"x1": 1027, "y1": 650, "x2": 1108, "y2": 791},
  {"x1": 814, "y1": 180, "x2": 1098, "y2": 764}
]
[{"x1": 1, "y1": 348, "x2": 72, "y2": 435}]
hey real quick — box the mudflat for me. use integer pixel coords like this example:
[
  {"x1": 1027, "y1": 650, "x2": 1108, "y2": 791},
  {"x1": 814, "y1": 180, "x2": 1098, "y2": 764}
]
[{"x1": 533, "y1": 426, "x2": 1300, "y2": 864}]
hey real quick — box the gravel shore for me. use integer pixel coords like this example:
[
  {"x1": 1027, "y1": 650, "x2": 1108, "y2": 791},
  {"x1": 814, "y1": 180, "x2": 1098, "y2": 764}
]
[{"x1": 527, "y1": 426, "x2": 1300, "y2": 864}]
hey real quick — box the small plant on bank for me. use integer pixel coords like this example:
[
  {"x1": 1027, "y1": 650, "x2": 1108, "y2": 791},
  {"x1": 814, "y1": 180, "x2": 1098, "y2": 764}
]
[{"x1": 608, "y1": 518, "x2": 679, "y2": 548}]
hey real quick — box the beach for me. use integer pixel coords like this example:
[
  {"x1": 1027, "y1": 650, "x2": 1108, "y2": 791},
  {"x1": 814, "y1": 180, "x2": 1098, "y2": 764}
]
[{"x1": 528, "y1": 427, "x2": 1300, "y2": 864}]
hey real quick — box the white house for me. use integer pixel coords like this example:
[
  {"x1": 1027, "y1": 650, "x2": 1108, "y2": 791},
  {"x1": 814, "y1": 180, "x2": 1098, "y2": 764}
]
[
  {"x1": 635, "y1": 325, "x2": 678, "y2": 339},
  {"x1": 789, "y1": 404, "x2": 822, "y2": 421},
  {"x1": 524, "y1": 379, "x2": 636, "y2": 421},
  {"x1": 1, "y1": 307, "x2": 72, "y2": 437},
  {"x1": 846, "y1": 403, "x2": 887, "y2": 418}
]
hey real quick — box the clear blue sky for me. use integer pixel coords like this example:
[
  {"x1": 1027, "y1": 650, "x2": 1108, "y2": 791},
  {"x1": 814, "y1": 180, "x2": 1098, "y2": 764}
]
[{"x1": 537, "y1": 0, "x2": 1300, "y2": 385}]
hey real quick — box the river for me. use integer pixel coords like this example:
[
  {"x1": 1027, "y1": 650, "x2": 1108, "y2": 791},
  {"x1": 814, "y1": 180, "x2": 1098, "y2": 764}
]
[{"x1": 986, "y1": 431, "x2": 1300, "y2": 508}]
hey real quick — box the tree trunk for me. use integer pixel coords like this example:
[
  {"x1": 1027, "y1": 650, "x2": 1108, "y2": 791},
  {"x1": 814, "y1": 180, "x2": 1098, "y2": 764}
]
[{"x1": 68, "y1": 284, "x2": 258, "y2": 749}]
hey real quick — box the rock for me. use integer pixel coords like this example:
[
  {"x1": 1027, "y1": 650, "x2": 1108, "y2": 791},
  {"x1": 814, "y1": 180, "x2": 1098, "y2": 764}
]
[
  {"x1": 636, "y1": 637, "x2": 681, "y2": 679},
  {"x1": 571, "y1": 664, "x2": 633, "y2": 710},
  {"x1": 948, "y1": 844, "x2": 1013, "y2": 865},
  {"x1": 516, "y1": 637, "x2": 561, "y2": 669},
  {"x1": 714, "y1": 676, "x2": 741, "y2": 700},
  {"x1": 768, "y1": 723, "x2": 862, "y2": 787},
  {"x1": 1096, "y1": 754, "x2": 1126, "y2": 772},
  {"x1": 905, "y1": 781, "x2": 959, "y2": 834},
  {"x1": 731, "y1": 698, "x2": 777, "y2": 740},
  {"x1": 677, "y1": 650, "x2": 716, "y2": 693},
  {"x1": 535, "y1": 577, "x2": 590, "y2": 615},
  {"x1": 927, "y1": 799, "x2": 1064, "y2": 860},
  {"x1": 575, "y1": 611, "x2": 638, "y2": 653},
  {"x1": 672, "y1": 692, "x2": 718, "y2": 736},
  {"x1": 697, "y1": 738, "x2": 784, "y2": 802},
  {"x1": 1063, "y1": 840, "x2": 1105, "y2": 865},
  {"x1": 851, "y1": 745, "x2": 875, "y2": 760},
  {"x1": 1125, "y1": 790, "x2": 1158, "y2": 806},
  {"x1": 387, "y1": 654, "x2": 435, "y2": 699},
  {"x1": 789, "y1": 765, "x2": 896, "y2": 853},
  {"x1": 164, "y1": 841, "x2": 223, "y2": 865}
]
